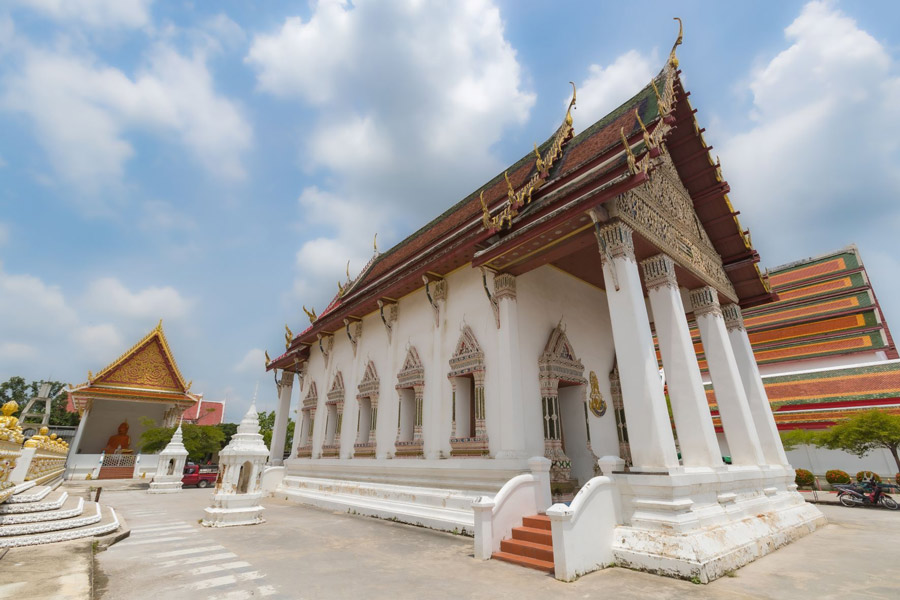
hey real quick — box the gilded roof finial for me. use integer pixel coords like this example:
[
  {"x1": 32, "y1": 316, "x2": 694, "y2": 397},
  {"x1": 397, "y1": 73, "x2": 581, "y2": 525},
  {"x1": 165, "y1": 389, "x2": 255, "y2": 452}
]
[
  {"x1": 670, "y1": 17, "x2": 683, "y2": 68},
  {"x1": 620, "y1": 127, "x2": 637, "y2": 174},
  {"x1": 265, "y1": 350, "x2": 271, "y2": 366},
  {"x1": 284, "y1": 324, "x2": 294, "y2": 349},
  {"x1": 302, "y1": 305, "x2": 317, "y2": 324},
  {"x1": 565, "y1": 81, "x2": 577, "y2": 127},
  {"x1": 337, "y1": 281, "x2": 345, "y2": 297},
  {"x1": 533, "y1": 143, "x2": 545, "y2": 173},
  {"x1": 87, "y1": 370, "x2": 93, "y2": 383},
  {"x1": 373, "y1": 233, "x2": 378, "y2": 254},
  {"x1": 503, "y1": 171, "x2": 515, "y2": 202},
  {"x1": 479, "y1": 191, "x2": 491, "y2": 230},
  {"x1": 634, "y1": 109, "x2": 652, "y2": 149},
  {"x1": 156, "y1": 319, "x2": 163, "y2": 330}
]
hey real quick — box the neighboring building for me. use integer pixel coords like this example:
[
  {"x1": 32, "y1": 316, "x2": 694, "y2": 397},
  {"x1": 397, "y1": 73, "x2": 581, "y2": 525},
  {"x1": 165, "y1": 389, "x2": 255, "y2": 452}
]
[
  {"x1": 263, "y1": 31, "x2": 822, "y2": 582},
  {"x1": 699, "y1": 246, "x2": 900, "y2": 476},
  {"x1": 65, "y1": 322, "x2": 200, "y2": 480},
  {"x1": 181, "y1": 397, "x2": 226, "y2": 426}
]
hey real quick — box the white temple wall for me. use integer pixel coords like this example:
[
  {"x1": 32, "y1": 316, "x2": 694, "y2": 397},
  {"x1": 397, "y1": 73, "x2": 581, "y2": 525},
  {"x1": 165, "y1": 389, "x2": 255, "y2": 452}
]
[
  {"x1": 76, "y1": 399, "x2": 168, "y2": 454},
  {"x1": 516, "y1": 266, "x2": 620, "y2": 460},
  {"x1": 441, "y1": 267, "x2": 503, "y2": 454}
]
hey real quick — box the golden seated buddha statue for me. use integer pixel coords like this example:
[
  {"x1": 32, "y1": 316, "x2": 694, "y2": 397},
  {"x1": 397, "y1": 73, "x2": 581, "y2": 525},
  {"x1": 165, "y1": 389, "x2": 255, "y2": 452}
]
[
  {"x1": 0, "y1": 401, "x2": 24, "y2": 444},
  {"x1": 104, "y1": 421, "x2": 133, "y2": 454}
]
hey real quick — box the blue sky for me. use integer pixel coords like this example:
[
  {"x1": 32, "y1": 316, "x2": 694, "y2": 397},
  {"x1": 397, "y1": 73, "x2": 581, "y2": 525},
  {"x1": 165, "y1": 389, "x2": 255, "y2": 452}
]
[{"x1": 2, "y1": 0, "x2": 899, "y2": 422}]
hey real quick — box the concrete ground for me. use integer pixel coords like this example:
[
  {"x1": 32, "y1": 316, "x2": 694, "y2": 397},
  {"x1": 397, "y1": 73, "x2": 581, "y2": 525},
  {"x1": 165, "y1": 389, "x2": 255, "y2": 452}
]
[
  {"x1": 0, "y1": 539, "x2": 92, "y2": 600},
  {"x1": 84, "y1": 488, "x2": 900, "y2": 600}
]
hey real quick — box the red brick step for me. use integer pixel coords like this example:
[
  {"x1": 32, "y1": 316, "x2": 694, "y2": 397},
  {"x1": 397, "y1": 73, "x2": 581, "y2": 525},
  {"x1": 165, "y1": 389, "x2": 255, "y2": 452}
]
[{"x1": 492, "y1": 514, "x2": 555, "y2": 574}]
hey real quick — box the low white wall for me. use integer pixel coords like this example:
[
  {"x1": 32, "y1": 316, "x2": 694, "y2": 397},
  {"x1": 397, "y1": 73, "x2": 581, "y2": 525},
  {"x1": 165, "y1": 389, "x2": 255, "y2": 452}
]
[
  {"x1": 546, "y1": 476, "x2": 620, "y2": 581},
  {"x1": 261, "y1": 466, "x2": 285, "y2": 492},
  {"x1": 472, "y1": 457, "x2": 551, "y2": 560},
  {"x1": 786, "y1": 444, "x2": 898, "y2": 479}
]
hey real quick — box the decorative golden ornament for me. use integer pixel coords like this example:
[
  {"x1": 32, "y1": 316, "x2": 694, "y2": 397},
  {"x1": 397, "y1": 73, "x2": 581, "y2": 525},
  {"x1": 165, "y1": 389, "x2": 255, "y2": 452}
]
[
  {"x1": 302, "y1": 305, "x2": 317, "y2": 324},
  {"x1": 589, "y1": 371, "x2": 607, "y2": 417},
  {"x1": 669, "y1": 17, "x2": 683, "y2": 68},
  {"x1": 265, "y1": 350, "x2": 271, "y2": 366},
  {"x1": 284, "y1": 324, "x2": 294, "y2": 349}
]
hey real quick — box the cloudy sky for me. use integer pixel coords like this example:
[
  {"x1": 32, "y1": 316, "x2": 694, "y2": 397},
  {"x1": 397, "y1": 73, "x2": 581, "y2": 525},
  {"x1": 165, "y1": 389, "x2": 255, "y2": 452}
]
[{"x1": 2, "y1": 0, "x2": 899, "y2": 422}]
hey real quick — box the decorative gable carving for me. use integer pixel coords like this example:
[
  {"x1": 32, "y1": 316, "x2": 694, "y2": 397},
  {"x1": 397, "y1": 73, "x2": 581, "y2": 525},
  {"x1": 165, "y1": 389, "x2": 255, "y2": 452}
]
[
  {"x1": 327, "y1": 372, "x2": 345, "y2": 404},
  {"x1": 303, "y1": 382, "x2": 318, "y2": 409},
  {"x1": 358, "y1": 361, "x2": 380, "y2": 398},
  {"x1": 397, "y1": 347, "x2": 424, "y2": 388},
  {"x1": 539, "y1": 323, "x2": 585, "y2": 386},
  {"x1": 610, "y1": 152, "x2": 738, "y2": 302},
  {"x1": 448, "y1": 326, "x2": 485, "y2": 377}
]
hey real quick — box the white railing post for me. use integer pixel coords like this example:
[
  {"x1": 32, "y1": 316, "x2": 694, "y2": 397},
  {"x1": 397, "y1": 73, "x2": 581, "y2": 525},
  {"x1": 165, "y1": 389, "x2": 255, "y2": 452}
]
[
  {"x1": 472, "y1": 496, "x2": 495, "y2": 560},
  {"x1": 529, "y1": 456, "x2": 552, "y2": 512}
]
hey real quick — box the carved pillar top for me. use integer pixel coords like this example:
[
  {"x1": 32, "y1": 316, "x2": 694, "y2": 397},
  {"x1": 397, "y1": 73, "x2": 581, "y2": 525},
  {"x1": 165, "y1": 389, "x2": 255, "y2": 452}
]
[
  {"x1": 493, "y1": 273, "x2": 516, "y2": 302},
  {"x1": 640, "y1": 253, "x2": 678, "y2": 291},
  {"x1": 722, "y1": 303, "x2": 745, "y2": 332},
  {"x1": 596, "y1": 221, "x2": 636, "y2": 263},
  {"x1": 689, "y1": 286, "x2": 722, "y2": 318},
  {"x1": 431, "y1": 279, "x2": 448, "y2": 302}
]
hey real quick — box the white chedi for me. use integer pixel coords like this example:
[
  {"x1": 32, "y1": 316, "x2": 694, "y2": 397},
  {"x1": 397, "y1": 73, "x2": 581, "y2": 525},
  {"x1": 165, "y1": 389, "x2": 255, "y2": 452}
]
[
  {"x1": 201, "y1": 402, "x2": 269, "y2": 527},
  {"x1": 149, "y1": 421, "x2": 189, "y2": 494}
]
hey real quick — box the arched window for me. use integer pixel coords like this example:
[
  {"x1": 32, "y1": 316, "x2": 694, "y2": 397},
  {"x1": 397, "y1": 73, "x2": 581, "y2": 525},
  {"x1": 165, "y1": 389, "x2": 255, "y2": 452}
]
[
  {"x1": 354, "y1": 361, "x2": 379, "y2": 458},
  {"x1": 395, "y1": 347, "x2": 424, "y2": 457},
  {"x1": 297, "y1": 382, "x2": 318, "y2": 458},
  {"x1": 448, "y1": 325, "x2": 488, "y2": 456},
  {"x1": 323, "y1": 372, "x2": 344, "y2": 457},
  {"x1": 538, "y1": 323, "x2": 598, "y2": 495}
]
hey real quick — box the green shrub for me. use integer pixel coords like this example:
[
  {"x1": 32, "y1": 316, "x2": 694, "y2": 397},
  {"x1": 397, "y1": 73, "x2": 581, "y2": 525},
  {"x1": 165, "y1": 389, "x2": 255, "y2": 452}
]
[
  {"x1": 825, "y1": 469, "x2": 851, "y2": 484},
  {"x1": 794, "y1": 468, "x2": 814, "y2": 488},
  {"x1": 855, "y1": 470, "x2": 881, "y2": 483}
]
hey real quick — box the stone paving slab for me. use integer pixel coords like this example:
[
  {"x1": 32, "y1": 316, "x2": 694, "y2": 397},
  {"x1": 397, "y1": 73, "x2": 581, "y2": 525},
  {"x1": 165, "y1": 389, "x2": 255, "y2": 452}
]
[
  {"x1": 90, "y1": 488, "x2": 900, "y2": 600},
  {"x1": 0, "y1": 539, "x2": 92, "y2": 600}
]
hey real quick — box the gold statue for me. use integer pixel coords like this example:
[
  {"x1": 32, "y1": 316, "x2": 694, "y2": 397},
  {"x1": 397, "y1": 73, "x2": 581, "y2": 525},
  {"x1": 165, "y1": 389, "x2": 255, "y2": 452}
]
[
  {"x1": 24, "y1": 425, "x2": 50, "y2": 448},
  {"x1": 284, "y1": 324, "x2": 294, "y2": 349},
  {"x1": 0, "y1": 401, "x2": 23, "y2": 444},
  {"x1": 103, "y1": 421, "x2": 133, "y2": 454},
  {"x1": 302, "y1": 306, "x2": 317, "y2": 324},
  {"x1": 589, "y1": 371, "x2": 607, "y2": 417}
]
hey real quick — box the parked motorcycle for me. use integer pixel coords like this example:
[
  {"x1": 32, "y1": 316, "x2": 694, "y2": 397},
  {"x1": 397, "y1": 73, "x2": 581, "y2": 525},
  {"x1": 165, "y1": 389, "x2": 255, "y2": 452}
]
[{"x1": 834, "y1": 482, "x2": 899, "y2": 509}]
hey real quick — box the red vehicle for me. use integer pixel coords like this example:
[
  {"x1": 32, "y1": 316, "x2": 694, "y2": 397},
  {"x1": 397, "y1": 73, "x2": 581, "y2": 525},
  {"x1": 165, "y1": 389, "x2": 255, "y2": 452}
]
[{"x1": 182, "y1": 464, "x2": 218, "y2": 488}]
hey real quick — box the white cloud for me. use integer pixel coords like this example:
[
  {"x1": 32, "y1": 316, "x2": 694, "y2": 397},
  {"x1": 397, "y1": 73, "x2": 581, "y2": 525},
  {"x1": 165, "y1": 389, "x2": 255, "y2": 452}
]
[
  {"x1": 247, "y1": 0, "x2": 534, "y2": 309},
  {"x1": 234, "y1": 348, "x2": 266, "y2": 375},
  {"x1": 2, "y1": 43, "x2": 252, "y2": 200},
  {"x1": 718, "y1": 0, "x2": 900, "y2": 323},
  {"x1": 72, "y1": 323, "x2": 122, "y2": 362},
  {"x1": 0, "y1": 342, "x2": 38, "y2": 361},
  {"x1": 10, "y1": 0, "x2": 153, "y2": 29},
  {"x1": 82, "y1": 277, "x2": 194, "y2": 320},
  {"x1": 573, "y1": 50, "x2": 656, "y2": 133}
]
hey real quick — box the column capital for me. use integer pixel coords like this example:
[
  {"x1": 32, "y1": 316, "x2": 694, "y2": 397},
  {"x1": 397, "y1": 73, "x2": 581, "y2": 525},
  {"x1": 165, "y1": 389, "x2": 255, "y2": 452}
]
[
  {"x1": 722, "y1": 303, "x2": 745, "y2": 331},
  {"x1": 493, "y1": 273, "x2": 516, "y2": 301},
  {"x1": 640, "y1": 253, "x2": 678, "y2": 292},
  {"x1": 689, "y1": 286, "x2": 722, "y2": 318},
  {"x1": 596, "y1": 221, "x2": 635, "y2": 263}
]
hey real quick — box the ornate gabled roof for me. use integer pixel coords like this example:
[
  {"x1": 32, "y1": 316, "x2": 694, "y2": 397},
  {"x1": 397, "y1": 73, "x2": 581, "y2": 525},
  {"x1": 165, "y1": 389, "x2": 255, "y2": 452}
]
[
  {"x1": 68, "y1": 321, "x2": 198, "y2": 411},
  {"x1": 273, "y1": 22, "x2": 772, "y2": 365},
  {"x1": 75, "y1": 321, "x2": 188, "y2": 392}
]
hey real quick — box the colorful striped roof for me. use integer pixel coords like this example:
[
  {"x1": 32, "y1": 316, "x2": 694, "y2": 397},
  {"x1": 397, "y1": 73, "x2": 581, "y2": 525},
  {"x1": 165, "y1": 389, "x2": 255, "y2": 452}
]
[{"x1": 705, "y1": 360, "x2": 900, "y2": 430}]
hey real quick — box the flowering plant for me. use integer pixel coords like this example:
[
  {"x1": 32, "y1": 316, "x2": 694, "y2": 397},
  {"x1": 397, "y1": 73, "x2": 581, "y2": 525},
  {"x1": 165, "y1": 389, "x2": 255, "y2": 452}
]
[
  {"x1": 825, "y1": 469, "x2": 851, "y2": 485},
  {"x1": 855, "y1": 470, "x2": 881, "y2": 483},
  {"x1": 794, "y1": 468, "x2": 814, "y2": 488}
]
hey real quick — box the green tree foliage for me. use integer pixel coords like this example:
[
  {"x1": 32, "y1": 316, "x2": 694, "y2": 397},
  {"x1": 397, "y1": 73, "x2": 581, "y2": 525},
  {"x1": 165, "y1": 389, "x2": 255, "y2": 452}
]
[
  {"x1": 217, "y1": 422, "x2": 238, "y2": 447},
  {"x1": 818, "y1": 410, "x2": 900, "y2": 473},
  {"x1": 138, "y1": 419, "x2": 225, "y2": 462},
  {"x1": 257, "y1": 410, "x2": 294, "y2": 455},
  {"x1": 0, "y1": 376, "x2": 79, "y2": 427},
  {"x1": 778, "y1": 428, "x2": 822, "y2": 452}
]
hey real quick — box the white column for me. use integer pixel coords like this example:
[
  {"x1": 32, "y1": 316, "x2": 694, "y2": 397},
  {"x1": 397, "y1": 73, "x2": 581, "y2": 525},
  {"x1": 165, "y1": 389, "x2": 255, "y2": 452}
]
[
  {"x1": 723, "y1": 304, "x2": 790, "y2": 467},
  {"x1": 289, "y1": 369, "x2": 306, "y2": 458},
  {"x1": 642, "y1": 255, "x2": 723, "y2": 468},
  {"x1": 424, "y1": 278, "x2": 448, "y2": 459},
  {"x1": 690, "y1": 287, "x2": 765, "y2": 466},
  {"x1": 494, "y1": 274, "x2": 527, "y2": 459},
  {"x1": 269, "y1": 370, "x2": 294, "y2": 465},
  {"x1": 597, "y1": 222, "x2": 678, "y2": 471},
  {"x1": 69, "y1": 404, "x2": 91, "y2": 455}
]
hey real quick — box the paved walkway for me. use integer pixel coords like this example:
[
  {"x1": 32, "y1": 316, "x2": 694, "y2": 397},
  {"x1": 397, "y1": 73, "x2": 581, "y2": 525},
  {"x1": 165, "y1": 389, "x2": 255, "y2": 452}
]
[{"x1": 94, "y1": 488, "x2": 900, "y2": 600}]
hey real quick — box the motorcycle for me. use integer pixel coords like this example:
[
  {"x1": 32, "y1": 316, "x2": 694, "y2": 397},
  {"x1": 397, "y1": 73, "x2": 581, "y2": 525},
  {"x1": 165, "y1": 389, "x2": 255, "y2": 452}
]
[{"x1": 834, "y1": 482, "x2": 899, "y2": 509}]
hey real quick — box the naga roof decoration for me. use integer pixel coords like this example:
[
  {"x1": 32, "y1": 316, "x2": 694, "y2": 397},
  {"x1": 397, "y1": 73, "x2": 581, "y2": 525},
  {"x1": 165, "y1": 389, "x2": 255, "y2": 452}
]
[
  {"x1": 271, "y1": 19, "x2": 773, "y2": 372},
  {"x1": 67, "y1": 321, "x2": 199, "y2": 411}
]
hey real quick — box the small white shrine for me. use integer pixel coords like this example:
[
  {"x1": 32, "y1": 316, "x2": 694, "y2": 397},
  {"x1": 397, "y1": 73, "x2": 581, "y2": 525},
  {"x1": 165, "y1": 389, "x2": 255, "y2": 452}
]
[
  {"x1": 201, "y1": 403, "x2": 268, "y2": 527},
  {"x1": 148, "y1": 422, "x2": 189, "y2": 494}
]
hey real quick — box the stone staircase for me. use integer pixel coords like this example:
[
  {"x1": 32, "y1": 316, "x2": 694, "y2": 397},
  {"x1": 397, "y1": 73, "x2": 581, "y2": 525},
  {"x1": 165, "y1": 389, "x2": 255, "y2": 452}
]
[
  {"x1": 0, "y1": 478, "x2": 120, "y2": 548},
  {"x1": 278, "y1": 476, "x2": 479, "y2": 535},
  {"x1": 492, "y1": 514, "x2": 555, "y2": 573}
]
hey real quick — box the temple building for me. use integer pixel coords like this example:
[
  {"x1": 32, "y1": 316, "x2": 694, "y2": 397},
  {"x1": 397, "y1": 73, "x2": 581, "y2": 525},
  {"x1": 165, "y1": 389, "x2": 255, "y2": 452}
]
[
  {"x1": 262, "y1": 26, "x2": 824, "y2": 582},
  {"x1": 65, "y1": 322, "x2": 200, "y2": 480}
]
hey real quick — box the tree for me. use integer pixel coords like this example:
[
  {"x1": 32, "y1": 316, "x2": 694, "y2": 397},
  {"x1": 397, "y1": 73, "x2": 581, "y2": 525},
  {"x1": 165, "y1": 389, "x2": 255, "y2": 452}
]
[
  {"x1": 257, "y1": 410, "x2": 294, "y2": 455},
  {"x1": 817, "y1": 410, "x2": 900, "y2": 473},
  {"x1": 217, "y1": 422, "x2": 238, "y2": 447},
  {"x1": 138, "y1": 419, "x2": 226, "y2": 463},
  {"x1": 0, "y1": 376, "x2": 79, "y2": 427},
  {"x1": 779, "y1": 428, "x2": 822, "y2": 452}
]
